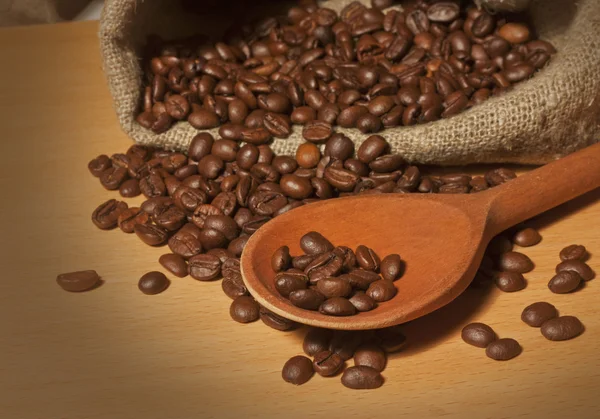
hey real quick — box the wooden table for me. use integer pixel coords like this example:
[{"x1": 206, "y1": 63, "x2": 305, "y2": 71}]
[{"x1": 1, "y1": 21, "x2": 598, "y2": 419}]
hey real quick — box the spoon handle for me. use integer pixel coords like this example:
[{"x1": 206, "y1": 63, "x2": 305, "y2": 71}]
[{"x1": 486, "y1": 142, "x2": 600, "y2": 234}]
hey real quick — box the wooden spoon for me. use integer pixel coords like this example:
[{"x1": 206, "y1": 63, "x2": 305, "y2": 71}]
[{"x1": 241, "y1": 143, "x2": 600, "y2": 330}]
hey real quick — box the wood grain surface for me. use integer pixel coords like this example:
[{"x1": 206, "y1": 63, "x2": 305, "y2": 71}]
[{"x1": 0, "y1": 22, "x2": 598, "y2": 419}]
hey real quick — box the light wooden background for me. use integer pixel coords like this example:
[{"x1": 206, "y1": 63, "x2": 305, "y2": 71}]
[{"x1": 0, "y1": 22, "x2": 598, "y2": 419}]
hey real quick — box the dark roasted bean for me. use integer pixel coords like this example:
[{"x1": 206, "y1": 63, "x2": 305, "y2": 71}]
[
  {"x1": 461, "y1": 322, "x2": 496, "y2": 348},
  {"x1": 521, "y1": 302, "x2": 558, "y2": 327}
]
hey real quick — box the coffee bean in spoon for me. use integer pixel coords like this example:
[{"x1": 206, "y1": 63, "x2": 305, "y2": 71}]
[
  {"x1": 299, "y1": 231, "x2": 334, "y2": 255},
  {"x1": 380, "y1": 254, "x2": 403, "y2": 281},
  {"x1": 521, "y1": 302, "x2": 558, "y2": 327}
]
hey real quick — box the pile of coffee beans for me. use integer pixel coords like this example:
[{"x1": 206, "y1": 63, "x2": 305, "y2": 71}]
[
  {"x1": 137, "y1": 0, "x2": 556, "y2": 135},
  {"x1": 461, "y1": 322, "x2": 521, "y2": 360},
  {"x1": 272, "y1": 231, "x2": 402, "y2": 316}
]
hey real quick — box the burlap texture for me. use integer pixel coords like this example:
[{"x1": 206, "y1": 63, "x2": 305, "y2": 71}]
[{"x1": 100, "y1": 0, "x2": 600, "y2": 165}]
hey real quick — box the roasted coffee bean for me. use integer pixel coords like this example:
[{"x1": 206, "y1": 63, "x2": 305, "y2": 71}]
[
  {"x1": 498, "y1": 23, "x2": 530, "y2": 44},
  {"x1": 88, "y1": 155, "x2": 112, "y2": 177},
  {"x1": 92, "y1": 199, "x2": 128, "y2": 230},
  {"x1": 188, "y1": 254, "x2": 221, "y2": 281},
  {"x1": 559, "y1": 244, "x2": 587, "y2": 261},
  {"x1": 485, "y1": 168, "x2": 516, "y2": 186},
  {"x1": 289, "y1": 289, "x2": 326, "y2": 310},
  {"x1": 153, "y1": 205, "x2": 186, "y2": 232},
  {"x1": 198, "y1": 228, "x2": 228, "y2": 250},
  {"x1": 461, "y1": 322, "x2": 496, "y2": 348},
  {"x1": 495, "y1": 271, "x2": 526, "y2": 292},
  {"x1": 272, "y1": 245, "x2": 292, "y2": 272},
  {"x1": 485, "y1": 338, "x2": 521, "y2": 361},
  {"x1": 275, "y1": 271, "x2": 308, "y2": 298},
  {"x1": 272, "y1": 156, "x2": 298, "y2": 174},
  {"x1": 357, "y1": 135, "x2": 388, "y2": 163},
  {"x1": 296, "y1": 142, "x2": 321, "y2": 169},
  {"x1": 497, "y1": 251, "x2": 534, "y2": 273},
  {"x1": 548, "y1": 271, "x2": 581, "y2": 294},
  {"x1": 300, "y1": 231, "x2": 334, "y2": 255},
  {"x1": 305, "y1": 251, "x2": 344, "y2": 282},
  {"x1": 100, "y1": 166, "x2": 128, "y2": 190},
  {"x1": 380, "y1": 254, "x2": 402, "y2": 281},
  {"x1": 222, "y1": 274, "x2": 249, "y2": 300},
  {"x1": 259, "y1": 306, "x2": 298, "y2": 331},
  {"x1": 513, "y1": 227, "x2": 542, "y2": 247},
  {"x1": 375, "y1": 325, "x2": 407, "y2": 353},
  {"x1": 207, "y1": 248, "x2": 235, "y2": 264},
  {"x1": 303, "y1": 120, "x2": 333, "y2": 143},
  {"x1": 211, "y1": 139, "x2": 238, "y2": 162},
  {"x1": 541, "y1": 316, "x2": 584, "y2": 341},
  {"x1": 329, "y1": 330, "x2": 364, "y2": 361},
  {"x1": 264, "y1": 112, "x2": 292, "y2": 138},
  {"x1": 168, "y1": 225, "x2": 203, "y2": 258},
  {"x1": 316, "y1": 277, "x2": 353, "y2": 298},
  {"x1": 354, "y1": 343, "x2": 386, "y2": 372},
  {"x1": 303, "y1": 328, "x2": 333, "y2": 356},
  {"x1": 313, "y1": 350, "x2": 344, "y2": 377},
  {"x1": 291, "y1": 106, "x2": 316, "y2": 124},
  {"x1": 197, "y1": 155, "x2": 224, "y2": 179},
  {"x1": 293, "y1": 254, "x2": 317, "y2": 270},
  {"x1": 280, "y1": 174, "x2": 314, "y2": 199},
  {"x1": 324, "y1": 167, "x2": 360, "y2": 191},
  {"x1": 138, "y1": 271, "x2": 170, "y2": 295},
  {"x1": 139, "y1": 173, "x2": 166, "y2": 198},
  {"x1": 117, "y1": 207, "x2": 149, "y2": 233},
  {"x1": 203, "y1": 214, "x2": 238, "y2": 241},
  {"x1": 227, "y1": 236, "x2": 248, "y2": 257},
  {"x1": 341, "y1": 366, "x2": 383, "y2": 390},
  {"x1": 134, "y1": 223, "x2": 169, "y2": 246},
  {"x1": 230, "y1": 296, "x2": 260, "y2": 323},
  {"x1": 56, "y1": 270, "x2": 100, "y2": 292},
  {"x1": 345, "y1": 269, "x2": 380, "y2": 290},
  {"x1": 555, "y1": 260, "x2": 594, "y2": 281},
  {"x1": 487, "y1": 235, "x2": 513, "y2": 255},
  {"x1": 282, "y1": 356, "x2": 314, "y2": 385},
  {"x1": 324, "y1": 134, "x2": 354, "y2": 161},
  {"x1": 349, "y1": 292, "x2": 376, "y2": 312},
  {"x1": 355, "y1": 245, "x2": 381, "y2": 271},
  {"x1": 366, "y1": 280, "x2": 397, "y2": 302},
  {"x1": 521, "y1": 302, "x2": 558, "y2": 327},
  {"x1": 159, "y1": 253, "x2": 188, "y2": 278}
]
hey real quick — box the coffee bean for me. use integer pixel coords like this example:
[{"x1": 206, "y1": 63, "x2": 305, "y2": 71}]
[
  {"x1": 300, "y1": 231, "x2": 334, "y2": 255},
  {"x1": 188, "y1": 109, "x2": 220, "y2": 129},
  {"x1": 305, "y1": 251, "x2": 344, "y2": 282},
  {"x1": 92, "y1": 199, "x2": 128, "y2": 230},
  {"x1": 290, "y1": 289, "x2": 326, "y2": 310},
  {"x1": 555, "y1": 260, "x2": 595, "y2": 281},
  {"x1": 346, "y1": 269, "x2": 380, "y2": 290},
  {"x1": 357, "y1": 135, "x2": 388, "y2": 163},
  {"x1": 427, "y1": 2, "x2": 459, "y2": 23},
  {"x1": 380, "y1": 254, "x2": 402, "y2": 281},
  {"x1": 375, "y1": 325, "x2": 407, "y2": 353},
  {"x1": 140, "y1": 173, "x2": 166, "y2": 198},
  {"x1": 324, "y1": 166, "x2": 360, "y2": 191},
  {"x1": 548, "y1": 271, "x2": 582, "y2": 294},
  {"x1": 349, "y1": 292, "x2": 376, "y2": 312},
  {"x1": 316, "y1": 277, "x2": 353, "y2": 298},
  {"x1": 303, "y1": 328, "x2": 333, "y2": 356},
  {"x1": 366, "y1": 280, "x2": 397, "y2": 302},
  {"x1": 504, "y1": 63, "x2": 535, "y2": 83},
  {"x1": 230, "y1": 296, "x2": 260, "y2": 323},
  {"x1": 100, "y1": 166, "x2": 128, "y2": 190},
  {"x1": 293, "y1": 254, "x2": 317, "y2": 270},
  {"x1": 118, "y1": 207, "x2": 149, "y2": 234},
  {"x1": 487, "y1": 235, "x2": 513, "y2": 255},
  {"x1": 88, "y1": 155, "x2": 112, "y2": 177},
  {"x1": 313, "y1": 350, "x2": 344, "y2": 377},
  {"x1": 497, "y1": 251, "x2": 534, "y2": 273},
  {"x1": 263, "y1": 112, "x2": 292, "y2": 138},
  {"x1": 159, "y1": 253, "x2": 188, "y2": 278},
  {"x1": 541, "y1": 316, "x2": 584, "y2": 341},
  {"x1": 512, "y1": 227, "x2": 542, "y2": 247},
  {"x1": 354, "y1": 343, "x2": 386, "y2": 372},
  {"x1": 188, "y1": 254, "x2": 221, "y2": 281},
  {"x1": 498, "y1": 23, "x2": 530, "y2": 44},
  {"x1": 282, "y1": 356, "x2": 314, "y2": 385},
  {"x1": 295, "y1": 142, "x2": 321, "y2": 169},
  {"x1": 259, "y1": 306, "x2": 298, "y2": 331},
  {"x1": 461, "y1": 322, "x2": 496, "y2": 348},
  {"x1": 494, "y1": 271, "x2": 526, "y2": 292},
  {"x1": 355, "y1": 245, "x2": 381, "y2": 271},
  {"x1": 138, "y1": 271, "x2": 170, "y2": 295},
  {"x1": 559, "y1": 245, "x2": 588, "y2": 262},
  {"x1": 303, "y1": 120, "x2": 333, "y2": 143},
  {"x1": 272, "y1": 246, "x2": 292, "y2": 272},
  {"x1": 485, "y1": 338, "x2": 521, "y2": 361},
  {"x1": 280, "y1": 174, "x2": 314, "y2": 199},
  {"x1": 56, "y1": 270, "x2": 100, "y2": 292},
  {"x1": 341, "y1": 366, "x2": 384, "y2": 389},
  {"x1": 521, "y1": 302, "x2": 558, "y2": 327},
  {"x1": 134, "y1": 223, "x2": 169, "y2": 246},
  {"x1": 275, "y1": 271, "x2": 309, "y2": 298},
  {"x1": 168, "y1": 224, "x2": 203, "y2": 258},
  {"x1": 485, "y1": 168, "x2": 516, "y2": 186}
]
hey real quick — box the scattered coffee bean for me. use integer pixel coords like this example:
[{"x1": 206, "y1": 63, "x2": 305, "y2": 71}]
[
  {"x1": 354, "y1": 343, "x2": 387, "y2": 372},
  {"x1": 341, "y1": 366, "x2": 384, "y2": 390},
  {"x1": 56, "y1": 270, "x2": 100, "y2": 292},
  {"x1": 230, "y1": 296, "x2": 260, "y2": 323},
  {"x1": 548, "y1": 271, "x2": 582, "y2": 294},
  {"x1": 540, "y1": 316, "x2": 584, "y2": 341},
  {"x1": 559, "y1": 244, "x2": 587, "y2": 261},
  {"x1": 188, "y1": 254, "x2": 221, "y2": 281},
  {"x1": 303, "y1": 328, "x2": 333, "y2": 357},
  {"x1": 497, "y1": 251, "x2": 534, "y2": 273},
  {"x1": 159, "y1": 253, "x2": 188, "y2": 278},
  {"x1": 461, "y1": 323, "x2": 496, "y2": 348},
  {"x1": 513, "y1": 228, "x2": 542, "y2": 247},
  {"x1": 555, "y1": 260, "x2": 595, "y2": 281},
  {"x1": 521, "y1": 302, "x2": 558, "y2": 327},
  {"x1": 282, "y1": 355, "x2": 314, "y2": 385},
  {"x1": 92, "y1": 199, "x2": 128, "y2": 230},
  {"x1": 138, "y1": 271, "x2": 170, "y2": 295},
  {"x1": 485, "y1": 338, "x2": 521, "y2": 361},
  {"x1": 494, "y1": 271, "x2": 526, "y2": 292},
  {"x1": 313, "y1": 350, "x2": 345, "y2": 377}
]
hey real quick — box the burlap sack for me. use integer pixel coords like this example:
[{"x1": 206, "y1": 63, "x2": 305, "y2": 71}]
[
  {"x1": 100, "y1": 0, "x2": 600, "y2": 165},
  {"x1": 0, "y1": 0, "x2": 90, "y2": 27}
]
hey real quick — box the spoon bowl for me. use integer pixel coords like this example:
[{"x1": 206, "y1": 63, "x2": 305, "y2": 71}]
[{"x1": 241, "y1": 143, "x2": 600, "y2": 330}]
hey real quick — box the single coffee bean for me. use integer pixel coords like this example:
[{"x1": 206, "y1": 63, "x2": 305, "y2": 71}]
[
  {"x1": 259, "y1": 306, "x2": 298, "y2": 331},
  {"x1": 497, "y1": 251, "x2": 534, "y2": 273},
  {"x1": 117, "y1": 207, "x2": 149, "y2": 234},
  {"x1": 487, "y1": 235, "x2": 513, "y2": 255},
  {"x1": 324, "y1": 134, "x2": 355, "y2": 161},
  {"x1": 341, "y1": 366, "x2": 384, "y2": 390},
  {"x1": 380, "y1": 254, "x2": 402, "y2": 281},
  {"x1": 313, "y1": 350, "x2": 344, "y2": 377},
  {"x1": 498, "y1": 23, "x2": 530, "y2": 44},
  {"x1": 319, "y1": 297, "x2": 357, "y2": 316},
  {"x1": 513, "y1": 227, "x2": 542, "y2": 247},
  {"x1": 92, "y1": 199, "x2": 128, "y2": 230},
  {"x1": 159, "y1": 253, "x2": 188, "y2": 278},
  {"x1": 100, "y1": 166, "x2": 128, "y2": 190},
  {"x1": 139, "y1": 173, "x2": 166, "y2": 198},
  {"x1": 134, "y1": 223, "x2": 169, "y2": 246},
  {"x1": 296, "y1": 143, "x2": 322, "y2": 169},
  {"x1": 272, "y1": 156, "x2": 298, "y2": 175},
  {"x1": 303, "y1": 328, "x2": 333, "y2": 356},
  {"x1": 280, "y1": 174, "x2": 314, "y2": 199},
  {"x1": 138, "y1": 271, "x2": 170, "y2": 295},
  {"x1": 521, "y1": 302, "x2": 558, "y2": 327},
  {"x1": 366, "y1": 280, "x2": 397, "y2": 302},
  {"x1": 357, "y1": 135, "x2": 388, "y2": 163},
  {"x1": 56, "y1": 270, "x2": 100, "y2": 292},
  {"x1": 168, "y1": 226, "x2": 203, "y2": 258},
  {"x1": 188, "y1": 254, "x2": 221, "y2": 281},
  {"x1": 354, "y1": 343, "x2": 386, "y2": 372},
  {"x1": 188, "y1": 109, "x2": 220, "y2": 129},
  {"x1": 494, "y1": 271, "x2": 526, "y2": 292},
  {"x1": 355, "y1": 245, "x2": 381, "y2": 271},
  {"x1": 555, "y1": 260, "x2": 595, "y2": 281},
  {"x1": 329, "y1": 330, "x2": 365, "y2": 361},
  {"x1": 263, "y1": 112, "x2": 292, "y2": 138},
  {"x1": 349, "y1": 292, "x2": 376, "y2": 312},
  {"x1": 559, "y1": 244, "x2": 587, "y2": 261},
  {"x1": 271, "y1": 245, "x2": 292, "y2": 272},
  {"x1": 282, "y1": 355, "x2": 314, "y2": 385},
  {"x1": 88, "y1": 155, "x2": 112, "y2": 177},
  {"x1": 345, "y1": 269, "x2": 380, "y2": 290},
  {"x1": 548, "y1": 271, "x2": 582, "y2": 294},
  {"x1": 303, "y1": 120, "x2": 333, "y2": 143},
  {"x1": 541, "y1": 316, "x2": 584, "y2": 341},
  {"x1": 485, "y1": 338, "x2": 521, "y2": 361},
  {"x1": 461, "y1": 322, "x2": 496, "y2": 348},
  {"x1": 230, "y1": 296, "x2": 260, "y2": 323},
  {"x1": 316, "y1": 277, "x2": 353, "y2": 298},
  {"x1": 300, "y1": 231, "x2": 334, "y2": 255}
]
